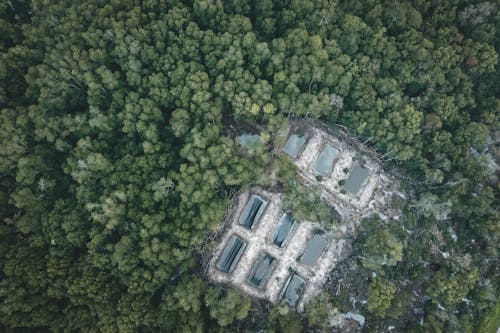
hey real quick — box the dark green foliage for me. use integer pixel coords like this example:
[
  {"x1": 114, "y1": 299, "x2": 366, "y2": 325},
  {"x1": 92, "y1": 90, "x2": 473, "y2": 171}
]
[
  {"x1": 0, "y1": 0, "x2": 498, "y2": 332},
  {"x1": 205, "y1": 288, "x2": 251, "y2": 327}
]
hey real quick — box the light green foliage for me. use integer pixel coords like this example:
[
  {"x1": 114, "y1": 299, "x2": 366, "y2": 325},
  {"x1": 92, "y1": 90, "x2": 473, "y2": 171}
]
[
  {"x1": 367, "y1": 277, "x2": 397, "y2": 318},
  {"x1": 367, "y1": 277, "x2": 410, "y2": 319},
  {"x1": 427, "y1": 267, "x2": 480, "y2": 307},
  {"x1": 361, "y1": 226, "x2": 404, "y2": 270}
]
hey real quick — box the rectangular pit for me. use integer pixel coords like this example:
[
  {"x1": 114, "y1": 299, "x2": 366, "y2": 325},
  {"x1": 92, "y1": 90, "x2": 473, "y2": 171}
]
[
  {"x1": 247, "y1": 253, "x2": 276, "y2": 288},
  {"x1": 239, "y1": 194, "x2": 267, "y2": 229},
  {"x1": 209, "y1": 119, "x2": 399, "y2": 309},
  {"x1": 208, "y1": 188, "x2": 354, "y2": 311},
  {"x1": 283, "y1": 133, "x2": 308, "y2": 158},
  {"x1": 281, "y1": 273, "x2": 305, "y2": 306},
  {"x1": 272, "y1": 213, "x2": 296, "y2": 248},
  {"x1": 313, "y1": 143, "x2": 339, "y2": 176},
  {"x1": 300, "y1": 231, "x2": 328, "y2": 267},
  {"x1": 285, "y1": 120, "x2": 386, "y2": 218},
  {"x1": 216, "y1": 235, "x2": 247, "y2": 273},
  {"x1": 344, "y1": 164, "x2": 370, "y2": 195}
]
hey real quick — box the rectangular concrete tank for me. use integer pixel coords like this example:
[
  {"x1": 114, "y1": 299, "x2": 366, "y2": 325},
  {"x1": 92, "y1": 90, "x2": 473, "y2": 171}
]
[
  {"x1": 313, "y1": 143, "x2": 339, "y2": 176},
  {"x1": 247, "y1": 253, "x2": 276, "y2": 288},
  {"x1": 216, "y1": 235, "x2": 246, "y2": 273},
  {"x1": 345, "y1": 164, "x2": 369, "y2": 194},
  {"x1": 272, "y1": 213, "x2": 295, "y2": 248},
  {"x1": 239, "y1": 194, "x2": 267, "y2": 229},
  {"x1": 283, "y1": 133, "x2": 308, "y2": 158},
  {"x1": 281, "y1": 273, "x2": 305, "y2": 306},
  {"x1": 300, "y1": 231, "x2": 328, "y2": 267}
]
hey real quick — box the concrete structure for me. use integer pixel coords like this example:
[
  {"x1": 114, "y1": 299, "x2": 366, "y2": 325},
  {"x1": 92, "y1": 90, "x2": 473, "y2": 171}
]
[
  {"x1": 208, "y1": 189, "x2": 351, "y2": 311},
  {"x1": 283, "y1": 120, "x2": 397, "y2": 222},
  {"x1": 207, "y1": 120, "x2": 401, "y2": 310}
]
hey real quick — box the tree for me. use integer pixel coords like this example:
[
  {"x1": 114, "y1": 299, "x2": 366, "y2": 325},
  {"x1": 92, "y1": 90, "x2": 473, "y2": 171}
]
[
  {"x1": 204, "y1": 288, "x2": 251, "y2": 327},
  {"x1": 427, "y1": 267, "x2": 479, "y2": 307},
  {"x1": 360, "y1": 225, "x2": 404, "y2": 270},
  {"x1": 367, "y1": 277, "x2": 397, "y2": 318}
]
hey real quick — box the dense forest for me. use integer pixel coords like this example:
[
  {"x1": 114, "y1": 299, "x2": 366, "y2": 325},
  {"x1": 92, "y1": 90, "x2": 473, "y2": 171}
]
[{"x1": 0, "y1": 0, "x2": 498, "y2": 332}]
